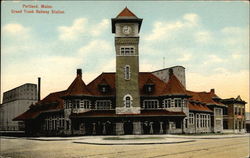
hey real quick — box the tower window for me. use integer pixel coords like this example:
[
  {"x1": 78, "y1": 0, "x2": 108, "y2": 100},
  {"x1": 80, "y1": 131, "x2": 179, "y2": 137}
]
[
  {"x1": 125, "y1": 97, "x2": 131, "y2": 107},
  {"x1": 123, "y1": 94, "x2": 133, "y2": 108},
  {"x1": 124, "y1": 65, "x2": 131, "y2": 80},
  {"x1": 120, "y1": 46, "x2": 135, "y2": 55}
]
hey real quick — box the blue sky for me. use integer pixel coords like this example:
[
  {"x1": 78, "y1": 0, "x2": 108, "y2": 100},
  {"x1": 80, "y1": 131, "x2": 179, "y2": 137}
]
[{"x1": 1, "y1": 1, "x2": 249, "y2": 110}]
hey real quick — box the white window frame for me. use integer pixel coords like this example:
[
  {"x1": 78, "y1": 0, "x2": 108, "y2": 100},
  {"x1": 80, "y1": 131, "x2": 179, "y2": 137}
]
[
  {"x1": 189, "y1": 113, "x2": 194, "y2": 125},
  {"x1": 95, "y1": 100, "x2": 112, "y2": 110},
  {"x1": 124, "y1": 65, "x2": 131, "y2": 80},
  {"x1": 143, "y1": 100, "x2": 159, "y2": 109},
  {"x1": 163, "y1": 99, "x2": 172, "y2": 108},
  {"x1": 80, "y1": 99, "x2": 91, "y2": 109},
  {"x1": 215, "y1": 108, "x2": 222, "y2": 116},
  {"x1": 120, "y1": 46, "x2": 135, "y2": 56},
  {"x1": 123, "y1": 94, "x2": 133, "y2": 108},
  {"x1": 174, "y1": 98, "x2": 182, "y2": 108},
  {"x1": 196, "y1": 114, "x2": 200, "y2": 128}
]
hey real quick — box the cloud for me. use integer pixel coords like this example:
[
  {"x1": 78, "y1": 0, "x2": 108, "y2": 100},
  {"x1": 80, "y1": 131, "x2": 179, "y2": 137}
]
[
  {"x1": 58, "y1": 18, "x2": 109, "y2": 41},
  {"x1": 145, "y1": 13, "x2": 199, "y2": 41},
  {"x1": 183, "y1": 13, "x2": 199, "y2": 26},
  {"x1": 90, "y1": 19, "x2": 109, "y2": 36},
  {"x1": 177, "y1": 53, "x2": 192, "y2": 62},
  {"x1": 221, "y1": 26, "x2": 249, "y2": 47},
  {"x1": 58, "y1": 18, "x2": 87, "y2": 41},
  {"x1": 203, "y1": 54, "x2": 225, "y2": 65},
  {"x1": 2, "y1": 23, "x2": 30, "y2": 39},
  {"x1": 231, "y1": 52, "x2": 242, "y2": 59},
  {"x1": 194, "y1": 31, "x2": 212, "y2": 43},
  {"x1": 78, "y1": 39, "x2": 112, "y2": 57}
]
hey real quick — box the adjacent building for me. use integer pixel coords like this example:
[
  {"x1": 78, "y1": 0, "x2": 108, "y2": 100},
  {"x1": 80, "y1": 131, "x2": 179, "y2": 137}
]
[
  {"x1": 152, "y1": 66, "x2": 186, "y2": 87},
  {"x1": 221, "y1": 96, "x2": 247, "y2": 133},
  {"x1": 14, "y1": 8, "x2": 246, "y2": 136},
  {"x1": 0, "y1": 83, "x2": 38, "y2": 131}
]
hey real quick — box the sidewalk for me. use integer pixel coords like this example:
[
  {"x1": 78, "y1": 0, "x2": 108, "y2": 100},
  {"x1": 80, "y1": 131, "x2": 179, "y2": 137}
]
[{"x1": 2, "y1": 133, "x2": 248, "y2": 145}]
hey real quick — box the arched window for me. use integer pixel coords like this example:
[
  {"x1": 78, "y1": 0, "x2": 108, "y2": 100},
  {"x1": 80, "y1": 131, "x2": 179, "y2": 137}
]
[
  {"x1": 125, "y1": 97, "x2": 131, "y2": 107},
  {"x1": 123, "y1": 94, "x2": 133, "y2": 107},
  {"x1": 124, "y1": 65, "x2": 131, "y2": 80}
]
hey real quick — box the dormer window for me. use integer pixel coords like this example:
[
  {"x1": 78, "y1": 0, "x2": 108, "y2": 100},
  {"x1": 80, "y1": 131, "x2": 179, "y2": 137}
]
[
  {"x1": 144, "y1": 79, "x2": 155, "y2": 94},
  {"x1": 101, "y1": 87, "x2": 106, "y2": 93},
  {"x1": 144, "y1": 84, "x2": 155, "y2": 94},
  {"x1": 98, "y1": 79, "x2": 110, "y2": 94}
]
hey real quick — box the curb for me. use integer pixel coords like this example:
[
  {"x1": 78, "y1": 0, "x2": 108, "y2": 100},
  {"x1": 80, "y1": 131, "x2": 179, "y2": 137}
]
[{"x1": 73, "y1": 140, "x2": 195, "y2": 145}]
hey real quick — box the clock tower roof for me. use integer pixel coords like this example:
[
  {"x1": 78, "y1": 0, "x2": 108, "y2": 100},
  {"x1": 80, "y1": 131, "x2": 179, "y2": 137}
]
[
  {"x1": 116, "y1": 7, "x2": 138, "y2": 19},
  {"x1": 112, "y1": 7, "x2": 143, "y2": 33}
]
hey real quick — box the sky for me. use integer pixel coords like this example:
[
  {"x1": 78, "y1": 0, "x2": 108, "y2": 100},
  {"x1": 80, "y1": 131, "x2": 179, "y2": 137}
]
[{"x1": 1, "y1": 1, "x2": 249, "y2": 111}]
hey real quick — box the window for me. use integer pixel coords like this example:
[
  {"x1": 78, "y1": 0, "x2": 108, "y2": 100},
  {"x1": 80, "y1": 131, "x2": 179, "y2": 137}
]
[
  {"x1": 189, "y1": 113, "x2": 194, "y2": 125},
  {"x1": 143, "y1": 100, "x2": 159, "y2": 109},
  {"x1": 234, "y1": 107, "x2": 237, "y2": 115},
  {"x1": 215, "y1": 108, "x2": 222, "y2": 116},
  {"x1": 174, "y1": 99, "x2": 182, "y2": 107},
  {"x1": 124, "y1": 65, "x2": 131, "y2": 80},
  {"x1": 196, "y1": 114, "x2": 200, "y2": 128},
  {"x1": 208, "y1": 115, "x2": 210, "y2": 127},
  {"x1": 148, "y1": 86, "x2": 152, "y2": 92},
  {"x1": 120, "y1": 46, "x2": 135, "y2": 56},
  {"x1": 125, "y1": 97, "x2": 131, "y2": 107},
  {"x1": 95, "y1": 100, "x2": 112, "y2": 109},
  {"x1": 101, "y1": 87, "x2": 106, "y2": 93},
  {"x1": 123, "y1": 94, "x2": 132, "y2": 108},
  {"x1": 163, "y1": 99, "x2": 172, "y2": 108},
  {"x1": 80, "y1": 100, "x2": 91, "y2": 109}
]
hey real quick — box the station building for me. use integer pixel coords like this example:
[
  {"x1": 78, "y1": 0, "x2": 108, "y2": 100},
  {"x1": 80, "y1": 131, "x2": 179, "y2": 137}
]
[{"x1": 14, "y1": 8, "x2": 246, "y2": 136}]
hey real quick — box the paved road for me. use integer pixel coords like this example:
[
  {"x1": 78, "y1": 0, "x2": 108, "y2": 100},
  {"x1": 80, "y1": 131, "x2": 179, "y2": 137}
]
[{"x1": 0, "y1": 136, "x2": 249, "y2": 158}]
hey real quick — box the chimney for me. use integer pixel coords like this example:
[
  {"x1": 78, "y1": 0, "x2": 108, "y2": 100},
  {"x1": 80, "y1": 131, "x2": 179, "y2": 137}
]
[
  {"x1": 210, "y1": 89, "x2": 215, "y2": 93},
  {"x1": 77, "y1": 69, "x2": 82, "y2": 77},
  {"x1": 38, "y1": 77, "x2": 41, "y2": 101},
  {"x1": 169, "y1": 68, "x2": 173, "y2": 77}
]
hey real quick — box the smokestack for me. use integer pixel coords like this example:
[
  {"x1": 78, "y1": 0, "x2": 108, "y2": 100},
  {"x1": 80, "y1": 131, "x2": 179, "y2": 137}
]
[
  {"x1": 38, "y1": 77, "x2": 41, "y2": 101},
  {"x1": 77, "y1": 69, "x2": 82, "y2": 77}
]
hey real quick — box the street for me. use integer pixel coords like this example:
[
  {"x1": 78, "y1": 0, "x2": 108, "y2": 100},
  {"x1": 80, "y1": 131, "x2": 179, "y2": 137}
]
[{"x1": 0, "y1": 135, "x2": 249, "y2": 158}]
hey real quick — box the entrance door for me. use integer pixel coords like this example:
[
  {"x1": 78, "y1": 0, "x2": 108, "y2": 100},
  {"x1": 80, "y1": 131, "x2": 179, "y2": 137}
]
[{"x1": 124, "y1": 120, "x2": 133, "y2": 135}]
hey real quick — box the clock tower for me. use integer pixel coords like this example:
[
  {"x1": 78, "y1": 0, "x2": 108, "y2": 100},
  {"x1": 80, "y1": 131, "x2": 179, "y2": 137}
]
[{"x1": 112, "y1": 7, "x2": 143, "y2": 114}]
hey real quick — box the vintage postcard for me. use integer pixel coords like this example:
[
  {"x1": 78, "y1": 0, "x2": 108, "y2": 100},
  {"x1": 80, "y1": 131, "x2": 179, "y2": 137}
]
[{"x1": 1, "y1": 1, "x2": 249, "y2": 158}]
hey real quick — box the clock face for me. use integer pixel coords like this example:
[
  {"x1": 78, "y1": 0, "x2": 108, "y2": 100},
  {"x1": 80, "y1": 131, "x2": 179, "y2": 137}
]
[{"x1": 122, "y1": 25, "x2": 132, "y2": 35}]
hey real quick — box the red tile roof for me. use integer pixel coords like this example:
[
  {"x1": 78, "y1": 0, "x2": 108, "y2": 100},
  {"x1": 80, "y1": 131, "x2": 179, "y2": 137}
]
[
  {"x1": 13, "y1": 90, "x2": 66, "y2": 120},
  {"x1": 65, "y1": 75, "x2": 91, "y2": 96},
  {"x1": 188, "y1": 102, "x2": 213, "y2": 113},
  {"x1": 187, "y1": 90, "x2": 225, "y2": 107},
  {"x1": 87, "y1": 72, "x2": 183, "y2": 96},
  {"x1": 14, "y1": 72, "x2": 221, "y2": 121},
  {"x1": 87, "y1": 73, "x2": 116, "y2": 96},
  {"x1": 139, "y1": 73, "x2": 167, "y2": 96},
  {"x1": 117, "y1": 7, "x2": 137, "y2": 18},
  {"x1": 70, "y1": 109, "x2": 186, "y2": 118},
  {"x1": 161, "y1": 74, "x2": 187, "y2": 95}
]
